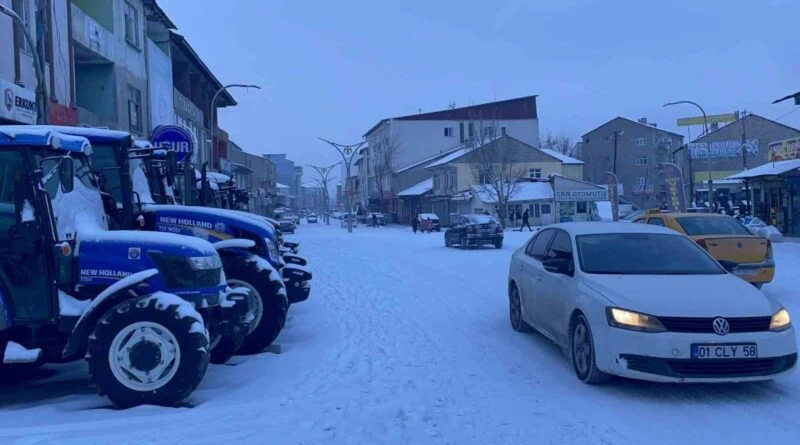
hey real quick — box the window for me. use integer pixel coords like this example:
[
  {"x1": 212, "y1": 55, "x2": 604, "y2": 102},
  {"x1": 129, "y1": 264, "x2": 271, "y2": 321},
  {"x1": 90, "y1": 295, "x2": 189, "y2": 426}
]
[
  {"x1": 12, "y1": 0, "x2": 31, "y2": 54},
  {"x1": 445, "y1": 170, "x2": 456, "y2": 191},
  {"x1": 478, "y1": 170, "x2": 489, "y2": 184},
  {"x1": 127, "y1": 85, "x2": 142, "y2": 133},
  {"x1": 444, "y1": 127, "x2": 453, "y2": 137},
  {"x1": 541, "y1": 204, "x2": 551, "y2": 214},
  {"x1": 432, "y1": 173, "x2": 441, "y2": 191},
  {"x1": 636, "y1": 137, "x2": 647, "y2": 147},
  {"x1": 483, "y1": 126, "x2": 495, "y2": 138},
  {"x1": 529, "y1": 168, "x2": 542, "y2": 179},
  {"x1": 545, "y1": 230, "x2": 573, "y2": 262},
  {"x1": 459, "y1": 123, "x2": 465, "y2": 143},
  {"x1": 526, "y1": 229, "x2": 555, "y2": 260},
  {"x1": 637, "y1": 176, "x2": 646, "y2": 186},
  {"x1": 647, "y1": 218, "x2": 665, "y2": 226},
  {"x1": 124, "y1": 1, "x2": 140, "y2": 48},
  {"x1": 635, "y1": 156, "x2": 647, "y2": 166},
  {"x1": 676, "y1": 217, "x2": 750, "y2": 236},
  {"x1": 468, "y1": 122, "x2": 475, "y2": 140},
  {"x1": 577, "y1": 202, "x2": 587, "y2": 213}
]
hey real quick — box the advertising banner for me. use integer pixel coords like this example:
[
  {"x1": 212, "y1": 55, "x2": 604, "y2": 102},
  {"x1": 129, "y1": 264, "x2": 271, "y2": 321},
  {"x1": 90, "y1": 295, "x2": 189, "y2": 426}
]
[
  {"x1": 1, "y1": 80, "x2": 36, "y2": 124},
  {"x1": 554, "y1": 189, "x2": 609, "y2": 202},
  {"x1": 661, "y1": 163, "x2": 687, "y2": 212},
  {"x1": 688, "y1": 139, "x2": 758, "y2": 159},
  {"x1": 767, "y1": 137, "x2": 800, "y2": 161}
]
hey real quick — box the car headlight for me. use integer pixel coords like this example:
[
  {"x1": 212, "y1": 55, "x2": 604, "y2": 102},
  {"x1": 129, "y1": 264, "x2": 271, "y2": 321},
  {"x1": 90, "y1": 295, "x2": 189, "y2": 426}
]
[
  {"x1": 770, "y1": 308, "x2": 792, "y2": 332},
  {"x1": 188, "y1": 255, "x2": 223, "y2": 270},
  {"x1": 265, "y1": 238, "x2": 279, "y2": 262},
  {"x1": 606, "y1": 307, "x2": 666, "y2": 333}
]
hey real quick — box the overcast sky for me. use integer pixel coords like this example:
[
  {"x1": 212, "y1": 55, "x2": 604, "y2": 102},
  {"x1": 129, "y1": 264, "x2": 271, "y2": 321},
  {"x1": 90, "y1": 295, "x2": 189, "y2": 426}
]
[{"x1": 160, "y1": 0, "x2": 800, "y2": 183}]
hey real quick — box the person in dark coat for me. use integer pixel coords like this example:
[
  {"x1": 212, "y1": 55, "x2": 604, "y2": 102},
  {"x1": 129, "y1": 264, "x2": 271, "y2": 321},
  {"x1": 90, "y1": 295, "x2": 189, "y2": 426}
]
[
  {"x1": 518, "y1": 208, "x2": 532, "y2": 231},
  {"x1": 372, "y1": 213, "x2": 378, "y2": 227},
  {"x1": 412, "y1": 214, "x2": 419, "y2": 233}
]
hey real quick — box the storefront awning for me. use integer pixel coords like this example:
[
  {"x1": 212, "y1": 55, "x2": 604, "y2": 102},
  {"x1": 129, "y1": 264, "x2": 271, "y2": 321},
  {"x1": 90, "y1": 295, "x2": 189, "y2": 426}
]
[{"x1": 727, "y1": 159, "x2": 800, "y2": 179}]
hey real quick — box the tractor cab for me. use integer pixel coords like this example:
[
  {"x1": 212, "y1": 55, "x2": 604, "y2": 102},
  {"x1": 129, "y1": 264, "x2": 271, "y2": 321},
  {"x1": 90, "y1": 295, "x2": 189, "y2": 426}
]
[{"x1": 0, "y1": 127, "x2": 220, "y2": 408}]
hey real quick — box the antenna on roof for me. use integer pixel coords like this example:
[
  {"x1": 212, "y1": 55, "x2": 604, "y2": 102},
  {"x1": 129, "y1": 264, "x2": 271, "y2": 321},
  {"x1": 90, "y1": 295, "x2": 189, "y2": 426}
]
[{"x1": 448, "y1": 101, "x2": 456, "y2": 109}]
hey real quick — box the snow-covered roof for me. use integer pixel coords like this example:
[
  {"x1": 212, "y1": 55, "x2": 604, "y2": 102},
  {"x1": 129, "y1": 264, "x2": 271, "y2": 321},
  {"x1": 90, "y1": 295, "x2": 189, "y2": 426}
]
[
  {"x1": 397, "y1": 178, "x2": 433, "y2": 196},
  {"x1": 207, "y1": 172, "x2": 231, "y2": 184},
  {"x1": 33, "y1": 125, "x2": 131, "y2": 143},
  {"x1": 472, "y1": 181, "x2": 553, "y2": 204},
  {"x1": 395, "y1": 146, "x2": 465, "y2": 173},
  {"x1": 425, "y1": 147, "x2": 471, "y2": 168},
  {"x1": 540, "y1": 149, "x2": 584, "y2": 164},
  {"x1": 726, "y1": 159, "x2": 800, "y2": 179},
  {"x1": 0, "y1": 126, "x2": 91, "y2": 153}
]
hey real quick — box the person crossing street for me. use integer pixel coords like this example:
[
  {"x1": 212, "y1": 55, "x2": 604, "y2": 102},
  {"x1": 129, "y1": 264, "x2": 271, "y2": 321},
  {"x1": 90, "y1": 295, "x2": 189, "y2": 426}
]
[{"x1": 518, "y1": 208, "x2": 532, "y2": 231}]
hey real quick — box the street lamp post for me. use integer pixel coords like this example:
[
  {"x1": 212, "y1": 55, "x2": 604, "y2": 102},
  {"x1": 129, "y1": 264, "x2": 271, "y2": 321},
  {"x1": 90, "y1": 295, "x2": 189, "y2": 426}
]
[
  {"x1": 209, "y1": 83, "x2": 261, "y2": 169},
  {"x1": 0, "y1": 4, "x2": 48, "y2": 124},
  {"x1": 320, "y1": 138, "x2": 366, "y2": 233},
  {"x1": 307, "y1": 162, "x2": 341, "y2": 225},
  {"x1": 664, "y1": 100, "x2": 711, "y2": 208}
]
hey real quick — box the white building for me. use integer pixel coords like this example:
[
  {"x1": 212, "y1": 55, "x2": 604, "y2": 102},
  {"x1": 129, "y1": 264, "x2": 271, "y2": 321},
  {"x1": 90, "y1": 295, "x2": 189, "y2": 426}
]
[
  {"x1": 0, "y1": 0, "x2": 73, "y2": 125},
  {"x1": 361, "y1": 95, "x2": 540, "y2": 215}
]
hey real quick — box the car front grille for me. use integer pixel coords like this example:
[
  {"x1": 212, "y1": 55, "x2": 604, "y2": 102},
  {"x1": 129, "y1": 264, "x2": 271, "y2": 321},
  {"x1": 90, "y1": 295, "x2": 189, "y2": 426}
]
[
  {"x1": 620, "y1": 353, "x2": 797, "y2": 378},
  {"x1": 658, "y1": 316, "x2": 771, "y2": 333}
]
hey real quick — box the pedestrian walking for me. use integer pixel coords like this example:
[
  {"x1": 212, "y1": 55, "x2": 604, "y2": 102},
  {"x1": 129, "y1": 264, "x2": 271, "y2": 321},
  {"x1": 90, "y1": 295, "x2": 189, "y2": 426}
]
[
  {"x1": 518, "y1": 208, "x2": 532, "y2": 231},
  {"x1": 412, "y1": 214, "x2": 419, "y2": 234},
  {"x1": 372, "y1": 213, "x2": 378, "y2": 227}
]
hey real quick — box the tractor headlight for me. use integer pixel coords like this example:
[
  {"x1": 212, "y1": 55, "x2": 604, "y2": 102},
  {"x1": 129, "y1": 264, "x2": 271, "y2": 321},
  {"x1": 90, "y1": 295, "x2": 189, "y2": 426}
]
[
  {"x1": 188, "y1": 255, "x2": 223, "y2": 270},
  {"x1": 265, "y1": 238, "x2": 279, "y2": 262}
]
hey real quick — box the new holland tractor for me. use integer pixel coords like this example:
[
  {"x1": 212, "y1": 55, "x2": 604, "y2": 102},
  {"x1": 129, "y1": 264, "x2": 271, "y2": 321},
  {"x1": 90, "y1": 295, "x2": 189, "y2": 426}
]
[
  {"x1": 40, "y1": 126, "x2": 306, "y2": 352},
  {"x1": 0, "y1": 128, "x2": 249, "y2": 408}
]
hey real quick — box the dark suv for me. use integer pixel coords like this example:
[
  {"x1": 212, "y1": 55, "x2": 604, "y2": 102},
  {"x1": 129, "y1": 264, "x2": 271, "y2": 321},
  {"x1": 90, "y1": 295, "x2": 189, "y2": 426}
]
[{"x1": 444, "y1": 214, "x2": 503, "y2": 249}]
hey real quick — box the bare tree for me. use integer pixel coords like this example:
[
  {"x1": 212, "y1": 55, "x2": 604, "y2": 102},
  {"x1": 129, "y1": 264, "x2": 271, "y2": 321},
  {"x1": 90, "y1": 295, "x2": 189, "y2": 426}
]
[
  {"x1": 467, "y1": 120, "x2": 527, "y2": 227},
  {"x1": 371, "y1": 134, "x2": 401, "y2": 212},
  {"x1": 540, "y1": 132, "x2": 574, "y2": 156}
]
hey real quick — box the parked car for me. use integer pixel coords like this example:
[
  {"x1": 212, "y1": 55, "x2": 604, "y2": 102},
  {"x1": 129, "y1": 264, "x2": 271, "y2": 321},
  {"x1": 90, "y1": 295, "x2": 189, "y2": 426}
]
[
  {"x1": 340, "y1": 213, "x2": 358, "y2": 228},
  {"x1": 507, "y1": 222, "x2": 796, "y2": 384},
  {"x1": 368, "y1": 212, "x2": 387, "y2": 226},
  {"x1": 444, "y1": 214, "x2": 503, "y2": 249},
  {"x1": 307, "y1": 214, "x2": 318, "y2": 223},
  {"x1": 632, "y1": 209, "x2": 774, "y2": 288},
  {"x1": 279, "y1": 218, "x2": 296, "y2": 234},
  {"x1": 417, "y1": 213, "x2": 441, "y2": 231}
]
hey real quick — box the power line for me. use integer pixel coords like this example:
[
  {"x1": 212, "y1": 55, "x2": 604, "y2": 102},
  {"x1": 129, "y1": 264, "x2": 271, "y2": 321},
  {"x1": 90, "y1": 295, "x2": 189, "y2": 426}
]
[{"x1": 774, "y1": 106, "x2": 799, "y2": 122}]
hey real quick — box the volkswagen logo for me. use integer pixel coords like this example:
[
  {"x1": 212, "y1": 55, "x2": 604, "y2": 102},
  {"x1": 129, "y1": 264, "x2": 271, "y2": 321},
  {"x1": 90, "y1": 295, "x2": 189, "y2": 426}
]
[{"x1": 712, "y1": 317, "x2": 730, "y2": 336}]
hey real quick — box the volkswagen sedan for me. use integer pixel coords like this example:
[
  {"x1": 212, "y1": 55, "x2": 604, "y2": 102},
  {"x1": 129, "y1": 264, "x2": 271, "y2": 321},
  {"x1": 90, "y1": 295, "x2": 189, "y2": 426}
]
[{"x1": 507, "y1": 222, "x2": 796, "y2": 384}]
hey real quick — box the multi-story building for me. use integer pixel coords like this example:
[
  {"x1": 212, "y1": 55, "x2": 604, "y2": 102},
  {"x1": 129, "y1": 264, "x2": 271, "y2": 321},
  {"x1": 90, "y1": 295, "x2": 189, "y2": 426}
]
[
  {"x1": 292, "y1": 166, "x2": 303, "y2": 209},
  {"x1": 581, "y1": 117, "x2": 684, "y2": 208},
  {"x1": 228, "y1": 140, "x2": 276, "y2": 215},
  {"x1": 264, "y1": 154, "x2": 294, "y2": 188},
  {"x1": 1, "y1": 0, "x2": 75, "y2": 125},
  {"x1": 361, "y1": 95, "x2": 540, "y2": 214}
]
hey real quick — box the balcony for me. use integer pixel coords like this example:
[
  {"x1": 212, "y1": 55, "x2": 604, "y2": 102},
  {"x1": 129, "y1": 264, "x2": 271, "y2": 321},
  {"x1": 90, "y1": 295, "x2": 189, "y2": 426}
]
[{"x1": 71, "y1": 3, "x2": 114, "y2": 63}]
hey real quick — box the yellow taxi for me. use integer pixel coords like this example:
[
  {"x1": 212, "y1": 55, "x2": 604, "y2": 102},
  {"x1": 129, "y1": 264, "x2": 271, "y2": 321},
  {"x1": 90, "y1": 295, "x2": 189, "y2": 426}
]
[{"x1": 632, "y1": 209, "x2": 775, "y2": 288}]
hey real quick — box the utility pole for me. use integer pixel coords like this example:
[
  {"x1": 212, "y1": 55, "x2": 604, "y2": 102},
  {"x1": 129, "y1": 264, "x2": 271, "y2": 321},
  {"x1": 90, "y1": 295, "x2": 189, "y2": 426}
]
[
  {"x1": 208, "y1": 83, "x2": 261, "y2": 170},
  {"x1": 741, "y1": 110, "x2": 751, "y2": 215},
  {"x1": 307, "y1": 162, "x2": 340, "y2": 225},
  {"x1": 664, "y1": 100, "x2": 711, "y2": 208},
  {"x1": 320, "y1": 138, "x2": 366, "y2": 233},
  {"x1": 612, "y1": 130, "x2": 621, "y2": 174},
  {"x1": 0, "y1": 4, "x2": 48, "y2": 123}
]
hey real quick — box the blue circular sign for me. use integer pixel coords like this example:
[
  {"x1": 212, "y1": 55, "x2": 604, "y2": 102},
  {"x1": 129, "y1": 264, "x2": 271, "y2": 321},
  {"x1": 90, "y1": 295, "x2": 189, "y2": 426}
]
[{"x1": 151, "y1": 125, "x2": 194, "y2": 163}]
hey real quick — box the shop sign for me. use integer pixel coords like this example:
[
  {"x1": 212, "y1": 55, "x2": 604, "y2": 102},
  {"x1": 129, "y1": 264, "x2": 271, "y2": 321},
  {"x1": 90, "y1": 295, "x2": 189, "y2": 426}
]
[
  {"x1": 1, "y1": 80, "x2": 36, "y2": 124},
  {"x1": 768, "y1": 137, "x2": 800, "y2": 161},
  {"x1": 689, "y1": 139, "x2": 759, "y2": 159},
  {"x1": 555, "y1": 189, "x2": 608, "y2": 202},
  {"x1": 151, "y1": 125, "x2": 194, "y2": 163}
]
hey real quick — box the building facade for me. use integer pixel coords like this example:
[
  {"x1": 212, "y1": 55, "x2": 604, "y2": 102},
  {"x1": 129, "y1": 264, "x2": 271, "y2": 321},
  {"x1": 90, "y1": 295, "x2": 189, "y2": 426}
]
[
  {"x1": 361, "y1": 95, "x2": 540, "y2": 214},
  {"x1": 1, "y1": 0, "x2": 75, "y2": 125},
  {"x1": 581, "y1": 117, "x2": 684, "y2": 208}
]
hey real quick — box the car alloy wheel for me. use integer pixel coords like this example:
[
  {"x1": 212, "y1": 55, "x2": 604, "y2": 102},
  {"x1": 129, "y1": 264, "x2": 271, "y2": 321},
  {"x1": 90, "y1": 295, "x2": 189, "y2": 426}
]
[
  {"x1": 509, "y1": 285, "x2": 530, "y2": 332},
  {"x1": 570, "y1": 315, "x2": 610, "y2": 384}
]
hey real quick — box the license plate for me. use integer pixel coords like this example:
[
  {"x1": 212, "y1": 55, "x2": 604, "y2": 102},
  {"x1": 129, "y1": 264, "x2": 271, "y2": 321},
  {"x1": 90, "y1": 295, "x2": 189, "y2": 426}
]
[{"x1": 691, "y1": 343, "x2": 758, "y2": 359}]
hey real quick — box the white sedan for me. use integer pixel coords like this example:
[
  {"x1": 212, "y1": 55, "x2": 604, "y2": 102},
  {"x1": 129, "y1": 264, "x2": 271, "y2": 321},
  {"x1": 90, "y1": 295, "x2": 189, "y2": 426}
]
[{"x1": 507, "y1": 222, "x2": 796, "y2": 383}]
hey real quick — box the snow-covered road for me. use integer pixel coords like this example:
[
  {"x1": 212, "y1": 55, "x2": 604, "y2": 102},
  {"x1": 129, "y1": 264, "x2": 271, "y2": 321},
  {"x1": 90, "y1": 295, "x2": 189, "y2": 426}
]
[{"x1": 2, "y1": 223, "x2": 800, "y2": 444}]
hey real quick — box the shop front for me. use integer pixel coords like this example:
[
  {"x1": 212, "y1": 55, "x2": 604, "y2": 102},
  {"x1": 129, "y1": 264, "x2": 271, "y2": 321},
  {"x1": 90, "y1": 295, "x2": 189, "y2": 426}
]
[
  {"x1": 0, "y1": 80, "x2": 37, "y2": 125},
  {"x1": 727, "y1": 159, "x2": 800, "y2": 236},
  {"x1": 552, "y1": 175, "x2": 609, "y2": 222}
]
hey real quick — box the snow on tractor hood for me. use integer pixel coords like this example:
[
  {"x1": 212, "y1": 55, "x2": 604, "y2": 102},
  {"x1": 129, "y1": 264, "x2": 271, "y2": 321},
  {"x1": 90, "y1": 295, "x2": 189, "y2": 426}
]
[{"x1": 145, "y1": 205, "x2": 277, "y2": 238}]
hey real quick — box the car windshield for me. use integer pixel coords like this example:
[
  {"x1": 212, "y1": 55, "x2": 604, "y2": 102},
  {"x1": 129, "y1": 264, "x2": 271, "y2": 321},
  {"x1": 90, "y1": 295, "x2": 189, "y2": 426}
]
[
  {"x1": 468, "y1": 215, "x2": 497, "y2": 224},
  {"x1": 576, "y1": 233, "x2": 725, "y2": 275},
  {"x1": 676, "y1": 216, "x2": 751, "y2": 236}
]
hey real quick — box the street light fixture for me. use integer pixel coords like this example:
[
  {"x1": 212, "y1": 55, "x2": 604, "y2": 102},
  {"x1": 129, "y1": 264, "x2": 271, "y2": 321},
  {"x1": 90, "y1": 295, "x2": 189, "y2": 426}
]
[
  {"x1": 0, "y1": 4, "x2": 48, "y2": 124},
  {"x1": 307, "y1": 162, "x2": 341, "y2": 225},
  {"x1": 320, "y1": 138, "x2": 366, "y2": 233},
  {"x1": 664, "y1": 100, "x2": 712, "y2": 208},
  {"x1": 209, "y1": 83, "x2": 261, "y2": 169}
]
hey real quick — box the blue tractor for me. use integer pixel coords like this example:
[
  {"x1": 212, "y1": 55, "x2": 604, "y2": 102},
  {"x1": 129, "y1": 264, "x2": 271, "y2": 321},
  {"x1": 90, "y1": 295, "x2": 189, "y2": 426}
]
[
  {"x1": 0, "y1": 128, "x2": 247, "y2": 407},
  {"x1": 40, "y1": 126, "x2": 309, "y2": 354}
]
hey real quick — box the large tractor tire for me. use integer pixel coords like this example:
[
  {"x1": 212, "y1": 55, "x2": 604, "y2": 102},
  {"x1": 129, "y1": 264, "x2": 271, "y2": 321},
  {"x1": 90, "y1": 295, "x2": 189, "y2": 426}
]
[
  {"x1": 87, "y1": 295, "x2": 209, "y2": 408},
  {"x1": 225, "y1": 256, "x2": 288, "y2": 355},
  {"x1": 209, "y1": 334, "x2": 238, "y2": 365}
]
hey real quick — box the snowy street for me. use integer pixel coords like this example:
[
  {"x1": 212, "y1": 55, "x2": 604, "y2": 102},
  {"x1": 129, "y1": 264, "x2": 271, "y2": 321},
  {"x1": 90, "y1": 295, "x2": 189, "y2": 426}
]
[{"x1": 2, "y1": 223, "x2": 800, "y2": 444}]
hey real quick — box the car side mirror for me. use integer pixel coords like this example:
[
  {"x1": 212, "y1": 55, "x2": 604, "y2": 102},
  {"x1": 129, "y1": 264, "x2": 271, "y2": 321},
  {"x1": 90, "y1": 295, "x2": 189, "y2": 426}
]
[
  {"x1": 718, "y1": 259, "x2": 738, "y2": 273},
  {"x1": 58, "y1": 157, "x2": 74, "y2": 193},
  {"x1": 543, "y1": 258, "x2": 574, "y2": 276}
]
